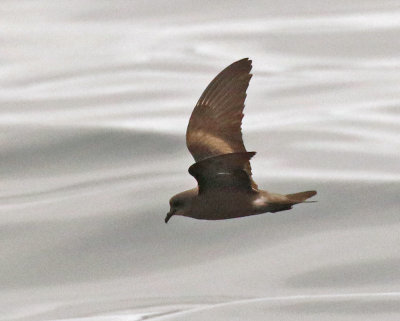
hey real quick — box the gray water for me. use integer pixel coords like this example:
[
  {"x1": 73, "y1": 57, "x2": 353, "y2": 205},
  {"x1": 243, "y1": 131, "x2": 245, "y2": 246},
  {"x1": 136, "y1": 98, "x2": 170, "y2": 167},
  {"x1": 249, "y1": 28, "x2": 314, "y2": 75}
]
[{"x1": 1, "y1": 1, "x2": 400, "y2": 320}]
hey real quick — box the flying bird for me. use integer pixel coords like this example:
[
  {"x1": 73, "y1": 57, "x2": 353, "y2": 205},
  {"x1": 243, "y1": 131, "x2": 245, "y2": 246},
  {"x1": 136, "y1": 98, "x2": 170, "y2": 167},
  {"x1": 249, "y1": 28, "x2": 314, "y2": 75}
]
[{"x1": 165, "y1": 58, "x2": 316, "y2": 223}]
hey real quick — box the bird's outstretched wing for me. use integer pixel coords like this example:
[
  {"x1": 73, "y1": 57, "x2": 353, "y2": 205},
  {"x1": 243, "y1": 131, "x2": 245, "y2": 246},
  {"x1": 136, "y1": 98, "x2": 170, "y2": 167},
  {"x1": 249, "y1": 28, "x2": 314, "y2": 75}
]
[
  {"x1": 188, "y1": 152, "x2": 257, "y2": 194},
  {"x1": 186, "y1": 58, "x2": 258, "y2": 189}
]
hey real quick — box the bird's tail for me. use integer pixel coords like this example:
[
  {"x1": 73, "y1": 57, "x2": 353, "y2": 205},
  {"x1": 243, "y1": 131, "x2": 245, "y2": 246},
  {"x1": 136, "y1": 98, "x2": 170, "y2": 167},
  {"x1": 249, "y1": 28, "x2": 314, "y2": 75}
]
[{"x1": 286, "y1": 190, "x2": 317, "y2": 203}]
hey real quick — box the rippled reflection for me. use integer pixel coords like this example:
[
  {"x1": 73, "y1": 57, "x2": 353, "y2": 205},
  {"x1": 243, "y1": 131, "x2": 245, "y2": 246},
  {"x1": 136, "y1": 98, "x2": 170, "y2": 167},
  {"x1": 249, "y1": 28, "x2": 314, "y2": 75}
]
[{"x1": 1, "y1": 1, "x2": 400, "y2": 320}]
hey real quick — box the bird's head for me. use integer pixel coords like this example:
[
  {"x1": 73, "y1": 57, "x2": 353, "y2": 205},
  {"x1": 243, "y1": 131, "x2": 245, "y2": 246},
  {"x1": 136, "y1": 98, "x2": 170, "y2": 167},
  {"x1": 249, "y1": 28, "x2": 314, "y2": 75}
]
[{"x1": 165, "y1": 189, "x2": 196, "y2": 223}]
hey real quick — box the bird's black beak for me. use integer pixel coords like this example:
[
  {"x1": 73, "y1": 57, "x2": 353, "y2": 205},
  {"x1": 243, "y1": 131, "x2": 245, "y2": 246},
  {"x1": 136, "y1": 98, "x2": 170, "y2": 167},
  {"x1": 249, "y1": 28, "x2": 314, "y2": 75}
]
[{"x1": 165, "y1": 211, "x2": 173, "y2": 224}]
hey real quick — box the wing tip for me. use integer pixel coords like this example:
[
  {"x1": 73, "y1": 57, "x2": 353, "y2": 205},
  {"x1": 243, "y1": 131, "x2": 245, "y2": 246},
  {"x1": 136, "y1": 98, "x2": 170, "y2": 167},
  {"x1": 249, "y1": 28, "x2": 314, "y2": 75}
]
[
  {"x1": 238, "y1": 57, "x2": 251, "y2": 63},
  {"x1": 231, "y1": 57, "x2": 252, "y2": 71}
]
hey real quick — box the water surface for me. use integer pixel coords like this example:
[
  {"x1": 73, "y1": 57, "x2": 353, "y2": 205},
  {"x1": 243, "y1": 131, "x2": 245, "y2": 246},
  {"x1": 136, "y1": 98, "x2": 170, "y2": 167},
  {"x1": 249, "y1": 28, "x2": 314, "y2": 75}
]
[{"x1": 1, "y1": 1, "x2": 400, "y2": 320}]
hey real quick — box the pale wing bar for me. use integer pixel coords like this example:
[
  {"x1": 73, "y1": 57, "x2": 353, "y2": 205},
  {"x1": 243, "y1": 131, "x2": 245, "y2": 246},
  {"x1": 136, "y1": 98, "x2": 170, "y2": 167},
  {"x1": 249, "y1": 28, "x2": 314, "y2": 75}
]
[
  {"x1": 186, "y1": 58, "x2": 257, "y2": 189},
  {"x1": 186, "y1": 58, "x2": 252, "y2": 161}
]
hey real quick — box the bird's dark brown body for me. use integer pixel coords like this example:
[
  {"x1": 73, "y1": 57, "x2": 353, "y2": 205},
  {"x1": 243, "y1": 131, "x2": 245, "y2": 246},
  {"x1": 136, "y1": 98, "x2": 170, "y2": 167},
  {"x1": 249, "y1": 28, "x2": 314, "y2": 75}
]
[
  {"x1": 184, "y1": 187, "x2": 257, "y2": 220},
  {"x1": 165, "y1": 58, "x2": 316, "y2": 223},
  {"x1": 167, "y1": 186, "x2": 315, "y2": 222}
]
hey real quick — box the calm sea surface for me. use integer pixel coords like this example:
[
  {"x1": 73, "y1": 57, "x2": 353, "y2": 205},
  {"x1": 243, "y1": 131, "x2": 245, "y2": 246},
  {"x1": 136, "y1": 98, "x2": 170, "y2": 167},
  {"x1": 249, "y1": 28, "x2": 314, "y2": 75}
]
[{"x1": 1, "y1": 1, "x2": 400, "y2": 320}]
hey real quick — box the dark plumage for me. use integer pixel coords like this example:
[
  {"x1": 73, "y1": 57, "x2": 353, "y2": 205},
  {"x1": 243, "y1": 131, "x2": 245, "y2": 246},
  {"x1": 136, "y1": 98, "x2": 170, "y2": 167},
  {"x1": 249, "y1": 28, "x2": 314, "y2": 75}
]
[{"x1": 165, "y1": 58, "x2": 316, "y2": 223}]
